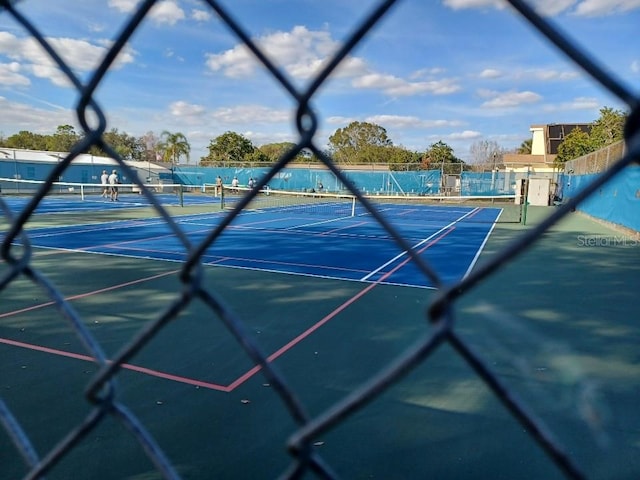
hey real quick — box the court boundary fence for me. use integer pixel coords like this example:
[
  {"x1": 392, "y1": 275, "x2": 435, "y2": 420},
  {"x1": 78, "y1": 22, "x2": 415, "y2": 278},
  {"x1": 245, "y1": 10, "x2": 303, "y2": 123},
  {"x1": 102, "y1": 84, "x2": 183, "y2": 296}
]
[
  {"x1": 1, "y1": 1, "x2": 639, "y2": 479},
  {"x1": 565, "y1": 141, "x2": 627, "y2": 175}
]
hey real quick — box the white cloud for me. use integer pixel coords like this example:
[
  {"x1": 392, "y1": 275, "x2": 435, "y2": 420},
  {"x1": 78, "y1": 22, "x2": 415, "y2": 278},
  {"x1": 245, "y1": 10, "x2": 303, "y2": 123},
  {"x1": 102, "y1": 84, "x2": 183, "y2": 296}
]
[
  {"x1": 542, "y1": 96, "x2": 600, "y2": 111},
  {"x1": 443, "y1": 0, "x2": 504, "y2": 10},
  {"x1": 479, "y1": 89, "x2": 542, "y2": 108},
  {"x1": 108, "y1": 0, "x2": 185, "y2": 25},
  {"x1": 150, "y1": 1, "x2": 185, "y2": 25},
  {"x1": 352, "y1": 73, "x2": 460, "y2": 96},
  {"x1": 205, "y1": 26, "x2": 458, "y2": 97},
  {"x1": 169, "y1": 101, "x2": 206, "y2": 118},
  {"x1": 108, "y1": 0, "x2": 138, "y2": 13},
  {"x1": 444, "y1": 130, "x2": 483, "y2": 140},
  {"x1": 410, "y1": 67, "x2": 447, "y2": 79},
  {"x1": 528, "y1": 0, "x2": 578, "y2": 15},
  {"x1": 205, "y1": 43, "x2": 255, "y2": 78},
  {"x1": 191, "y1": 9, "x2": 212, "y2": 22},
  {"x1": 365, "y1": 115, "x2": 463, "y2": 129},
  {"x1": 479, "y1": 67, "x2": 577, "y2": 82},
  {"x1": 528, "y1": 69, "x2": 579, "y2": 81},
  {"x1": 0, "y1": 32, "x2": 135, "y2": 87},
  {"x1": 206, "y1": 26, "x2": 340, "y2": 80},
  {"x1": 165, "y1": 102, "x2": 290, "y2": 127},
  {"x1": 479, "y1": 68, "x2": 503, "y2": 79},
  {"x1": 211, "y1": 105, "x2": 290, "y2": 125},
  {"x1": 88, "y1": 23, "x2": 107, "y2": 33},
  {"x1": 325, "y1": 115, "x2": 357, "y2": 126},
  {"x1": 244, "y1": 130, "x2": 294, "y2": 146},
  {"x1": 573, "y1": 0, "x2": 640, "y2": 16},
  {"x1": 632, "y1": 60, "x2": 640, "y2": 73},
  {"x1": 444, "y1": 0, "x2": 640, "y2": 16},
  {"x1": 330, "y1": 57, "x2": 369, "y2": 79},
  {"x1": 0, "y1": 96, "x2": 74, "y2": 132},
  {"x1": 0, "y1": 62, "x2": 30, "y2": 86}
]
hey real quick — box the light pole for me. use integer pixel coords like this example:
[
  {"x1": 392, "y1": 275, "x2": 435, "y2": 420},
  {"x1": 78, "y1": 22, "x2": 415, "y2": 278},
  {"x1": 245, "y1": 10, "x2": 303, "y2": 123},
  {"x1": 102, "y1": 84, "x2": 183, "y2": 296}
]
[{"x1": 491, "y1": 152, "x2": 497, "y2": 192}]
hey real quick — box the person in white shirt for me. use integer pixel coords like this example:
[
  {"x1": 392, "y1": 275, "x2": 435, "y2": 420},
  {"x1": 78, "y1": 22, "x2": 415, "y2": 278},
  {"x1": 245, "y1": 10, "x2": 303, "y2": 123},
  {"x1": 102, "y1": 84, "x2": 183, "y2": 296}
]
[
  {"x1": 101, "y1": 170, "x2": 109, "y2": 198},
  {"x1": 108, "y1": 170, "x2": 119, "y2": 201}
]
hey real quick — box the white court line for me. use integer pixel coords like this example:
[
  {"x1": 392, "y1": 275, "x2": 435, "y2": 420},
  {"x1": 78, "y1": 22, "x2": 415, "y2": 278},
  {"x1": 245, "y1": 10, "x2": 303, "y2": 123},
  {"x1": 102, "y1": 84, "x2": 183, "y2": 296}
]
[
  {"x1": 462, "y1": 209, "x2": 502, "y2": 279},
  {"x1": 359, "y1": 207, "x2": 480, "y2": 282},
  {"x1": 282, "y1": 215, "x2": 355, "y2": 231}
]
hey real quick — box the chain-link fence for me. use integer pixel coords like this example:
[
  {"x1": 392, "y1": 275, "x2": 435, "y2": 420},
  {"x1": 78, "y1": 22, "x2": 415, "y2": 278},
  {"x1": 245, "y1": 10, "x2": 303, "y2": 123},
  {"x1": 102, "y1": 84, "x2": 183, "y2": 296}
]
[
  {"x1": 1, "y1": 0, "x2": 639, "y2": 479},
  {"x1": 565, "y1": 141, "x2": 627, "y2": 175}
]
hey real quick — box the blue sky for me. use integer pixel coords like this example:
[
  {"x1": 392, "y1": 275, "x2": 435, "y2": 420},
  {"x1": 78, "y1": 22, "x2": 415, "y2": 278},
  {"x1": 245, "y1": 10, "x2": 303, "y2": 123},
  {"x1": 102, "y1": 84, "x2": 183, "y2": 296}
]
[{"x1": 0, "y1": 0, "x2": 637, "y2": 162}]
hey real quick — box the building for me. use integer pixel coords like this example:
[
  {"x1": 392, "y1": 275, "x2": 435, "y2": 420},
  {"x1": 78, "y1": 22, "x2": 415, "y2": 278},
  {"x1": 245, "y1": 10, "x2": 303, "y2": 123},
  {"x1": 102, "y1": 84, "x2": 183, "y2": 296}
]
[
  {"x1": 503, "y1": 123, "x2": 592, "y2": 174},
  {"x1": 0, "y1": 147, "x2": 168, "y2": 184}
]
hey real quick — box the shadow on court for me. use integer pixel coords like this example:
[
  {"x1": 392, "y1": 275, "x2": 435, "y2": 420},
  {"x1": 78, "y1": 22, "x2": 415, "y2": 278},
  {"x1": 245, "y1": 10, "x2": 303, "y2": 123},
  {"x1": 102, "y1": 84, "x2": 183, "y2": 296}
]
[{"x1": 1, "y1": 207, "x2": 639, "y2": 479}]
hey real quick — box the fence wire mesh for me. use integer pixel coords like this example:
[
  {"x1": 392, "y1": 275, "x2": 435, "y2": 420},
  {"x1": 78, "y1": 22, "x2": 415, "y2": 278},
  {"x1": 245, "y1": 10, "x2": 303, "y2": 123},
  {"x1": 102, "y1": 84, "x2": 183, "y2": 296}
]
[
  {"x1": 1, "y1": 0, "x2": 639, "y2": 479},
  {"x1": 565, "y1": 141, "x2": 627, "y2": 175}
]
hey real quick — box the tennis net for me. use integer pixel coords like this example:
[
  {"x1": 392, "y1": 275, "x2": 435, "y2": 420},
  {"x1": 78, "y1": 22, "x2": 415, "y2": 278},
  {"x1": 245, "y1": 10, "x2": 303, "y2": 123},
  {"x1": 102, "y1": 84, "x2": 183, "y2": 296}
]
[
  {"x1": 0, "y1": 177, "x2": 185, "y2": 204},
  {"x1": 220, "y1": 186, "x2": 523, "y2": 223}
]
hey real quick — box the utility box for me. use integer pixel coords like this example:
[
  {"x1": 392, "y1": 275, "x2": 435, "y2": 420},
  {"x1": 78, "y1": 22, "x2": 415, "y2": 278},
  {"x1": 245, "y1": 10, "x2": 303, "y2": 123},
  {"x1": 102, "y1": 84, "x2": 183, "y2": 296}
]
[{"x1": 527, "y1": 177, "x2": 551, "y2": 206}]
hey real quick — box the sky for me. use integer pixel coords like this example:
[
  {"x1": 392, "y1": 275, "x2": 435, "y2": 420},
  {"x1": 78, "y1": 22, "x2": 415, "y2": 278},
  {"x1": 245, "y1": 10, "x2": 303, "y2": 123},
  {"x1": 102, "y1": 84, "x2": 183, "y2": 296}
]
[{"x1": 0, "y1": 0, "x2": 638, "y2": 163}]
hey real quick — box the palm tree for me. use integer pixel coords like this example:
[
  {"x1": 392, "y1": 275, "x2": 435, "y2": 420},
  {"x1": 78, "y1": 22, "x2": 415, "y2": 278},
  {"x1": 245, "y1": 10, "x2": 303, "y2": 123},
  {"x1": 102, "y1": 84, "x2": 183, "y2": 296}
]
[
  {"x1": 516, "y1": 138, "x2": 532, "y2": 154},
  {"x1": 159, "y1": 131, "x2": 191, "y2": 166}
]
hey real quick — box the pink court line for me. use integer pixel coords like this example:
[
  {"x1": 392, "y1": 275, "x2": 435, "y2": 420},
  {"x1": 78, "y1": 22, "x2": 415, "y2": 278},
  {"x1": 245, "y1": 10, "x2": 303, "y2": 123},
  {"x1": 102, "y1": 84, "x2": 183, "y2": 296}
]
[
  {"x1": 0, "y1": 269, "x2": 179, "y2": 319},
  {"x1": 0, "y1": 337, "x2": 229, "y2": 392},
  {"x1": 0, "y1": 266, "x2": 232, "y2": 392},
  {"x1": 2, "y1": 228, "x2": 452, "y2": 393},
  {"x1": 226, "y1": 226, "x2": 454, "y2": 390}
]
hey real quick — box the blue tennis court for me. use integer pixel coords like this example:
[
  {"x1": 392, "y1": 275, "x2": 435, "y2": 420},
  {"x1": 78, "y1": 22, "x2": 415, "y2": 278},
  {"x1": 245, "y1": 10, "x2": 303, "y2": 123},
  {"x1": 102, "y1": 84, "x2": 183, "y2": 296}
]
[
  {"x1": 1, "y1": 190, "x2": 214, "y2": 214},
  {"x1": 5, "y1": 199, "x2": 503, "y2": 288}
]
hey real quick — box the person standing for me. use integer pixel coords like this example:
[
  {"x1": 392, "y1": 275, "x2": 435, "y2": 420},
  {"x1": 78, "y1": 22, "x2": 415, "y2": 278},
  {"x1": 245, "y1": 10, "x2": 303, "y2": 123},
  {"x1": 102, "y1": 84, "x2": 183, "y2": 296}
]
[
  {"x1": 101, "y1": 170, "x2": 109, "y2": 198},
  {"x1": 215, "y1": 175, "x2": 223, "y2": 197},
  {"x1": 108, "y1": 169, "x2": 119, "y2": 201}
]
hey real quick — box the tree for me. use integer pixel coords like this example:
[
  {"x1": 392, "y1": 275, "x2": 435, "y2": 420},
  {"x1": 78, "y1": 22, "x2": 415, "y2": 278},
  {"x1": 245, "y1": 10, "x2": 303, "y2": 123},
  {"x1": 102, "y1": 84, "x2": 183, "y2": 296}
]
[
  {"x1": 328, "y1": 121, "x2": 392, "y2": 163},
  {"x1": 46, "y1": 124, "x2": 80, "y2": 152},
  {"x1": 140, "y1": 131, "x2": 161, "y2": 163},
  {"x1": 423, "y1": 140, "x2": 466, "y2": 174},
  {"x1": 246, "y1": 149, "x2": 270, "y2": 164},
  {"x1": 258, "y1": 142, "x2": 308, "y2": 163},
  {"x1": 555, "y1": 127, "x2": 594, "y2": 164},
  {"x1": 386, "y1": 146, "x2": 421, "y2": 170},
  {"x1": 553, "y1": 106, "x2": 627, "y2": 164},
  {"x1": 589, "y1": 107, "x2": 626, "y2": 148},
  {"x1": 3, "y1": 130, "x2": 48, "y2": 150},
  {"x1": 201, "y1": 131, "x2": 254, "y2": 166},
  {"x1": 516, "y1": 138, "x2": 533, "y2": 154},
  {"x1": 90, "y1": 128, "x2": 145, "y2": 160},
  {"x1": 469, "y1": 140, "x2": 502, "y2": 169},
  {"x1": 159, "y1": 131, "x2": 191, "y2": 165}
]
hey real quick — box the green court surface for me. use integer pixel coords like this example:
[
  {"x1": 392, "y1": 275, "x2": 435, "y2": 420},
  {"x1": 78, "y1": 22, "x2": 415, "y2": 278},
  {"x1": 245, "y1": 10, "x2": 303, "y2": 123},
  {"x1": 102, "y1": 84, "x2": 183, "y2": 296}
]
[{"x1": 1, "y1": 206, "x2": 639, "y2": 479}]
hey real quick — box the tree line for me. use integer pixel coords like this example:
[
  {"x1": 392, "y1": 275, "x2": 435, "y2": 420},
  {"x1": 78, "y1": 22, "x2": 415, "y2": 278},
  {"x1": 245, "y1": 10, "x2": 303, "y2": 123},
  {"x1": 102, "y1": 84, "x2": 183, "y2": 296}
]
[
  {"x1": 199, "y1": 124, "x2": 469, "y2": 172},
  {"x1": 0, "y1": 126, "x2": 190, "y2": 165},
  {"x1": 0, "y1": 106, "x2": 626, "y2": 170}
]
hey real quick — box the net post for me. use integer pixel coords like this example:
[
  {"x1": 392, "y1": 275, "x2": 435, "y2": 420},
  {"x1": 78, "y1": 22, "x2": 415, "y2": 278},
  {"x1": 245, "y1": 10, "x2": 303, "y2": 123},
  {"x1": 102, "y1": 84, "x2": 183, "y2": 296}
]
[
  {"x1": 81, "y1": 184, "x2": 85, "y2": 201},
  {"x1": 522, "y1": 178, "x2": 530, "y2": 225},
  {"x1": 350, "y1": 195, "x2": 356, "y2": 217},
  {"x1": 178, "y1": 184, "x2": 184, "y2": 207},
  {"x1": 220, "y1": 185, "x2": 225, "y2": 210}
]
